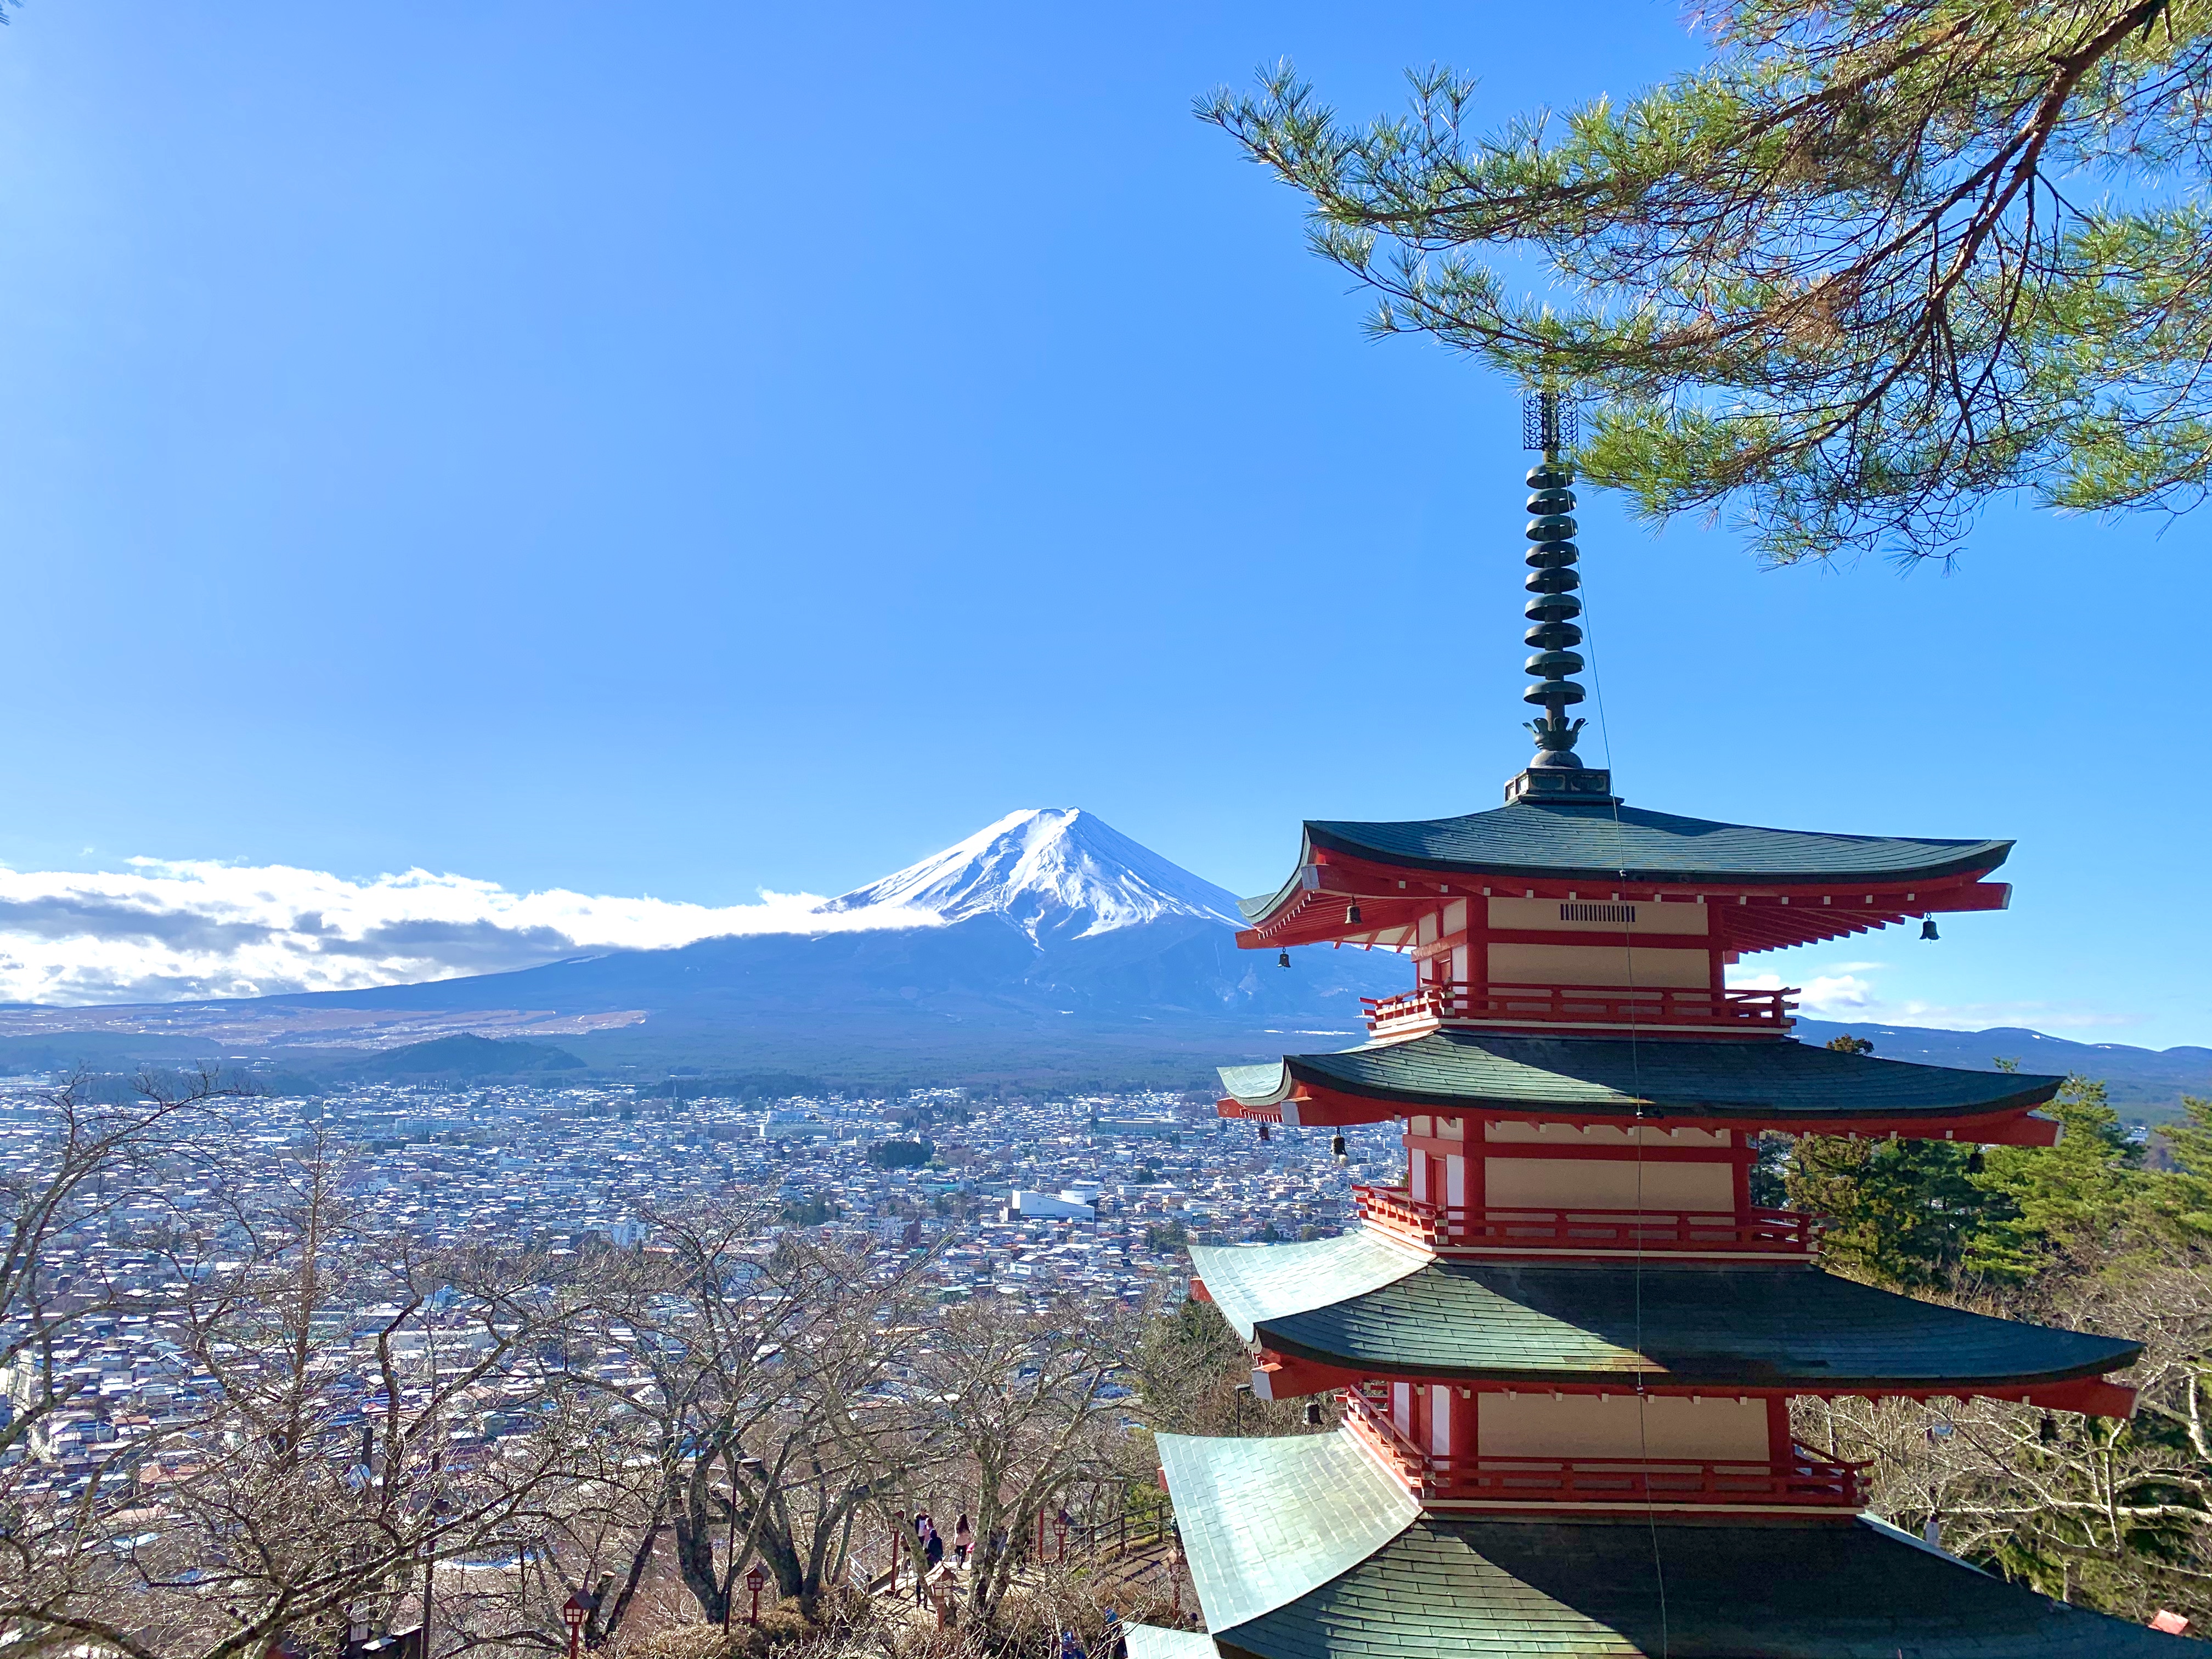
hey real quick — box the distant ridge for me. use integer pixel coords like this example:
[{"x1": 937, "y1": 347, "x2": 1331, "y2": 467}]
[
  {"x1": 1791, "y1": 1018, "x2": 2211, "y2": 1118},
  {"x1": 333, "y1": 1033, "x2": 586, "y2": 1080},
  {"x1": 0, "y1": 810, "x2": 2200, "y2": 1109},
  {"x1": 0, "y1": 809, "x2": 1403, "y2": 1084}
]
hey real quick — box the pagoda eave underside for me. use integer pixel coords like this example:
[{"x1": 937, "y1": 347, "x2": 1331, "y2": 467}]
[
  {"x1": 1238, "y1": 854, "x2": 2011, "y2": 955},
  {"x1": 1234, "y1": 801, "x2": 2019, "y2": 949},
  {"x1": 1187, "y1": 1235, "x2": 2142, "y2": 1404},
  {"x1": 1156, "y1": 1431, "x2": 2186, "y2": 1658},
  {"x1": 1214, "y1": 1031, "x2": 2065, "y2": 1141},
  {"x1": 1249, "y1": 1344, "x2": 2135, "y2": 1415}
]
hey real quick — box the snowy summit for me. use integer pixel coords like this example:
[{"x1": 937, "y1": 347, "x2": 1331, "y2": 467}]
[{"x1": 819, "y1": 808, "x2": 1245, "y2": 943}]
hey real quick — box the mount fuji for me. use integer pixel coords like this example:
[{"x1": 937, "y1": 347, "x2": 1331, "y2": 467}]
[
  {"x1": 0, "y1": 810, "x2": 1406, "y2": 1083},
  {"x1": 822, "y1": 808, "x2": 1247, "y2": 944}
]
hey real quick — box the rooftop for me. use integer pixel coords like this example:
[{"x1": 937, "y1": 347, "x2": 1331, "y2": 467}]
[
  {"x1": 1155, "y1": 1430, "x2": 2185, "y2": 1658},
  {"x1": 1246, "y1": 800, "x2": 2012, "y2": 908},
  {"x1": 1219, "y1": 1030, "x2": 2064, "y2": 1133},
  {"x1": 1190, "y1": 1233, "x2": 2141, "y2": 1393}
]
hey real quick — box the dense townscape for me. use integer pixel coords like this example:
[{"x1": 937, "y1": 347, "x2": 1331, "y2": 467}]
[
  {"x1": 0, "y1": 1074, "x2": 1389, "y2": 1479},
  {"x1": 0, "y1": 1069, "x2": 1387, "y2": 1658}
]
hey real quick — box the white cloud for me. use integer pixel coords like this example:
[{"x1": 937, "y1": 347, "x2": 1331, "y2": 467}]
[
  {"x1": 1728, "y1": 963, "x2": 2136, "y2": 1032},
  {"x1": 0, "y1": 859, "x2": 939, "y2": 1007}
]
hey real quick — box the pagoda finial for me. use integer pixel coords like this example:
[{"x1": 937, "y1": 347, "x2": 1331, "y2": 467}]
[{"x1": 1506, "y1": 390, "x2": 1618, "y2": 806}]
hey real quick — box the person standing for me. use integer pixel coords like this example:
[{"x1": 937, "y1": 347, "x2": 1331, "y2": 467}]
[
  {"x1": 913, "y1": 1514, "x2": 934, "y2": 1605},
  {"x1": 953, "y1": 1514, "x2": 973, "y2": 1568}
]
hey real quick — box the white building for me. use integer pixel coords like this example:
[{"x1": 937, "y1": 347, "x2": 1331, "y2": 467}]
[{"x1": 1012, "y1": 1190, "x2": 1095, "y2": 1221}]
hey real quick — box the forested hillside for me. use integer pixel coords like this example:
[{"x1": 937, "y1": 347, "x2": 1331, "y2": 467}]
[{"x1": 1765, "y1": 1042, "x2": 2212, "y2": 1620}]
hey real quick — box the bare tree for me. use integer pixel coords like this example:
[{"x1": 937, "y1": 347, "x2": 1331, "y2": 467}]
[
  {"x1": 561, "y1": 1203, "x2": 938, "y2": 1633},
  {"x1": 899, "y1": 1292, "x2": 1141, "y2": 1627},
  {"x1": 1804, "y1": 1248, "x2": 2212, "y2": 1624},
  {"x1": 1, "y1": 1124, "x2": 588, "y2": 1659},
  {"x1": 0, "y1": 1070, "x2": 239, "y2": 1469}
]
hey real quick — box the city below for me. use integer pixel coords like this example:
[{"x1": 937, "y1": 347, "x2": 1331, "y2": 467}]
[{"x1": 1, "y1": 1076, "x2": 1391, "y2": 1474}]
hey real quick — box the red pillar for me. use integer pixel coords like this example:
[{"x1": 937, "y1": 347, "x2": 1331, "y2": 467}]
[{"x1": 1766, "y1": 1397, "x2": 1793, "y2": 1464}]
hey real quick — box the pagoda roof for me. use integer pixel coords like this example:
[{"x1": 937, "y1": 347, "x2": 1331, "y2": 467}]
[
  {"x1": 1189, "y1": 1233, "x2": 2141, "y2": 1391},
  {"x1": 1156, "y1": 1430, "x2": 2185, "y2": 1657},
  {"x1": 1218, "y1": 1030, "x2": 2064, "y2": 1132},
  {"x1": 1240, "y1": 801, "x2": 2012, "y2": 919}
]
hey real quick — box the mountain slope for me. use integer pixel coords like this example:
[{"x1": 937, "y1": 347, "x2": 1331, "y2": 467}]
[
  {"x1": 183, "y1": 810, "x2": 1405, "y2": 1057},
  {"x1": 823, "y1": 808, "x2": 1245, "y2": 941},
  {"x1": 1791, "y1": 1018, "x2": 2212, "y2": 1118},
  {"x1": 0, "y1": 809, "x2": 2203, "y2": 1103}
]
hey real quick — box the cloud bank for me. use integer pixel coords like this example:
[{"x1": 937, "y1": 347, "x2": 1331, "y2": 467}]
[
  {"x1": 1728, "y1": 960, "x2": 2135, "y2": 1034},
  {"x1": 0, "y1": 859, "x2": 938, "y2": 1006}
]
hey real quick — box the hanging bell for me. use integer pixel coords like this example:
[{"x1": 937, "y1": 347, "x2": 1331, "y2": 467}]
[
  {"x1": 1965, "y1": 1149, "x2": 1985, "y2": 1175},
  {"x1": 1278, "y1": 951, "x2": 1291, "y2": 969},
  {"x1": 1920, "y1": 918, "x2": 1940, "y2": 941},
  {"x1": 1331, "y1": 1134, "x2": 1347, "y2": 1161},
  {"x1": 1345, "y1": 902, "x2": 1363, "y2": 926},
  {"x1": 1304, "y1": 1400, "x2": 1324, "y2": 1426},
  {"x1": 1258, "y1": 1123, "x2": 1271, "y2": 1144}
]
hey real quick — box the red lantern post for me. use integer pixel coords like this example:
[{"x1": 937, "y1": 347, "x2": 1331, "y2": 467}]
[
  {"x1": 747, "y1": 1562, "x2": 769, "y2": 1627},
  {"x1": 562, "y1": 1591, "x2": 595, "y2": 1659}
]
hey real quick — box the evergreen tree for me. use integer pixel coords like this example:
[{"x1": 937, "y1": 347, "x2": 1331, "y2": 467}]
[
  {"x1": 2145, "y1": 1094, "x2": 2212, "y2": 1237},
  {"x1": 1785, "y1": 1073, "x2": 2141, "y2": 1289},
  {"x1": 1968, "y1": 1076, "x2": 2144, "y2": 1277},
  {"x1": 1785, "y1": 1131, "x2": 1991, "y2": 1290},
  {"x1": 1201, "y1": 0, "x2": 2212, "y2": 562}
]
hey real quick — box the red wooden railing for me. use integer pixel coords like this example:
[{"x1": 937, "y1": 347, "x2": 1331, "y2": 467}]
[
  {"x1": 1352, "y1": 1184, "x2": 1818, "y2": 1255},
  {"x1": 1361, "y1": 983, "x2": 1797, "y2": 1034},
  {"x1": 1344, "y1": 1389, "x2": 1866, "y2": 1509},
  {"x1": 1352, "y1": 1183, "x2": 1452, "y2": 1246}
]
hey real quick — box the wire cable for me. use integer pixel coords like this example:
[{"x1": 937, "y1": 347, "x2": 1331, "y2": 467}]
[{"x1": 1571, "y1": 456, "x2": 1670, "y2": 1659}]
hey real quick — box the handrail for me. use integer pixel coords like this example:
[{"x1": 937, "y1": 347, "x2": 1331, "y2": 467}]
[
  {"x1": 1361, "y1": 982, "x2": 1797, "y2": 1033},
  {"x1": 1342, "y1": 1389, "x2": 1866, "y2": 1508},
  {"x1": 1352, "y1": 1184, "x2": 1818, "y2": 1255}
]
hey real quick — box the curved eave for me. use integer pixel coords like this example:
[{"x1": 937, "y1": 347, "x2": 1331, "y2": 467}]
[
  {"x1": 1233, "y1": 804, "x2": 2017, "y2": 943},
  {"x1": 1256, "y1": 1310, "x2": 2142, "y2": 1396},
  {"x1": 1237, "y1": 827, "x2": 1323, "y2": 928},
  {"x1": 1195, "y1": 1235, "x2": 2140, "y2": 1396},
  {"x1": 1218, "y1": 1034, "x2": 2066, "y2": 1138},
  {"x1": 1161, "y1": 1432, "x2": 2188, "y2": 1656},
  {"x1": 1274, "y1": 1056, "x2": 2062, "y2": 1125},
  {"x1": 1211, "y1": 1509, "x2": 2186, "y2": 1659},
  {"x1": 1304, "y1": 819, "x2": 2015, "y2": 887},
  {"x1": 1221, "y1": 1256, "x2": 2132, "y2": 1407}
]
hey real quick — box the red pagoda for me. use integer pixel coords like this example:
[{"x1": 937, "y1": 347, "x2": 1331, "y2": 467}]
[{"x1": 1128, "y1": 416, "x2": 2181, "y2": 1657}]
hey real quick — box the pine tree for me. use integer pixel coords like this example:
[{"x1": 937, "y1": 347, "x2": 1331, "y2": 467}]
[{"x1": 1201, "y1": 0, "x2": 2212, "y2": 562}]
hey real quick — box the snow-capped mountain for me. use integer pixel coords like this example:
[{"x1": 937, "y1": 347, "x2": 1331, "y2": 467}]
[
  {"x1": 28, "y1": 808, "x2": 1407, "y2": 1078},
  {"x1": 821, "y1": 808, "x2": 1245, "y2": 942}
]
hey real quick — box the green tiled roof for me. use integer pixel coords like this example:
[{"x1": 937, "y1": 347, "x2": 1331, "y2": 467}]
[
  {"x1": 1158, "y1": 1432, "x2": 2184, "y2": 1657},
  {"x1": 1263, "y1": 799, "x2": 2012, "y2": 899},
  {"x1": 1223, "y1": 1511, "x2": 2184, "y2": 1658},
  {"x1": 1218, "y1": 1031, "x2": 2063, "y2": 1124},
  {"x1": 1188, "y1": 1234, "x2": 1425, "y2": 1339},
  {"x1": 1158, "y1": 1430, "x2": 1417, "y2": 1633},
  {"x1": 1199, "y1": 1236, "x2": 2139, "y2": 1389},
  {"x1": 1124, "y1": 1629, "x2": 1217, "y2": 1659}
]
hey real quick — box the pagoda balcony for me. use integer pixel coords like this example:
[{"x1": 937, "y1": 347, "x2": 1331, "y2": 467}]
[
  {"x1": 1361, "y1": 982, "x2": 1797, "y2": 1037},
  {"x1": 1345, "y1": 1389, "x2": 1867, "y2": 1511},
  {"x1": 1351, "y1": 1183, "x2": 1818, "y2": 1256}
]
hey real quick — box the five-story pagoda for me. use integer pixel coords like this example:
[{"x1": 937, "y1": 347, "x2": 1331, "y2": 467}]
[{"x1": 1129, "y1": 413, "x2": 2183, "y2": 1658}]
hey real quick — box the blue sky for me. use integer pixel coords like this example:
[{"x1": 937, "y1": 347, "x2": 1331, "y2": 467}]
[{"x1": 0, "y1": 2, "x2": 2204, "y2": 1045}]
